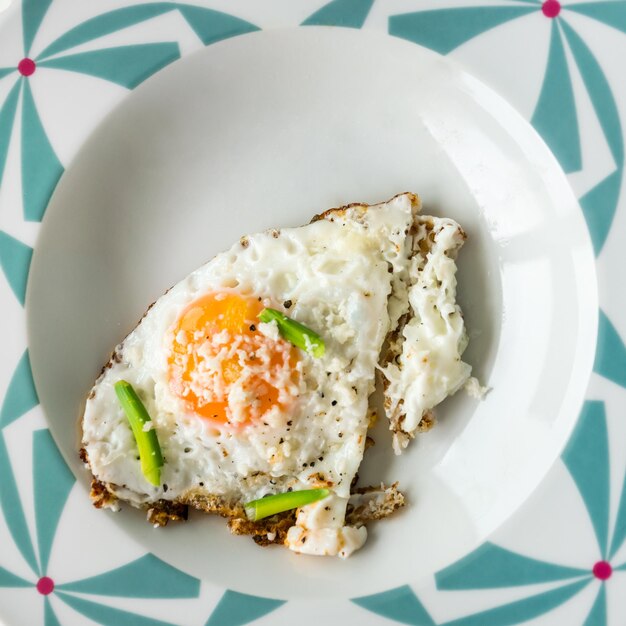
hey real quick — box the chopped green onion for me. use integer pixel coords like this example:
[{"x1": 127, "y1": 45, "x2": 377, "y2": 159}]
[
  {"x1": 244, "y1": 488, "x2": 330, "y2": 521},
  {"x1": 114, "y1": 380, "x2": 163, "y2": 487},
  {"x1": 258, "y1": 308, "x2": 325, "y2": 357}
]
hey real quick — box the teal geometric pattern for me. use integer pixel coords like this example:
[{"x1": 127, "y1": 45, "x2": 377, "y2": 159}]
[
  {"x1": 571, "y1": 1, "x2": 626, "y2": 34},
  {"x1": 0, "y1": 428, "x2": 201, "y2": 624},
  {"x1": 21, "y1": 79, "x2": 64, "y2": 221},
  {"x1": 2, "y1": 0, "x2": 626, "y2": 624},
  {"x1": 354, "y1": 401, "x2": 626, "y2": 624},
  {"x1": 58, "y1": 553, "x2": 201, "y2": 598},
  {"x1": 203, "y1": 590, "x2": 286, "y2": 626},
  {"x1": 0, "y1": 230, "x2": 32, "y2": 305},
  {"x1": 54, "y1": 592, "x2": 179, "y2": 626},
  {"x1": 561, "y1": 20, "x2": 623, "y2": 255},
  {"x1": 38, "y1": 43, "x2": 181, "y2": 89},
  {"x1": 33, "y1": 429, "x2": 74, "y2": 575},
  {"x1": 0, "y1": 1, "x2": 259, "y2": 227},
  {"x1": 442, "y1": 580, "x2": 591, "y2": 626},
  {"x1": 44, "y1": 598, "x2": 62, "y2": 626},
  {"x1": 562, "y1": 401, "x2": 610, "y2": 559},
  {"x1": 389, "y1": 6, "x2": 537, "y2": 55},
  {"x1": 0, "y1": 81, "x2": 21, "y2": 184},
  {"x1": 353, "y1": 585, "x2": 436, "y2": 625},
  {"x1": 302, "y1": 0, "x2": 375, "y2": 28},
  {"x1": 0, "y1": 350, "x2": 38, "y2": 429},
  {"x1": 389, "y1": 2, "x2": 624, "y2": 255},
  {"x1": 0, "y1": 566, "x2": 31, "y2": 588},
  {"x1": 36, "y1": 4, "x2": 259, "y2": 58},
  {"x1": 22, "y1": 0, "x2": 54, "y2": 56},
  {"x1": 531, "y1": 21, "x2": 581, "y2": 173},
  {"x1": 586, "y1": 586, "x2": 608, "y2": 626},
  {"x1": 435, "y1": 544, "x2": 589, "y2": 589},
  {"x1": 353, "y1": 579, "x2": 594, "y2": 625},
  {"x1": 0, "y1": 430, "x2": 39, "y2": 574}
]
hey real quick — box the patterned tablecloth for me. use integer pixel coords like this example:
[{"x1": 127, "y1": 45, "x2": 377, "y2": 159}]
[{"x1": 1, "y1": 1, "x2": 625, "y2": 624}]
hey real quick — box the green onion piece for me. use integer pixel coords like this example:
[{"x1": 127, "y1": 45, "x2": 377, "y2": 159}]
[
  {"x1": 114, "y1": 380, "x2": 163, "y2": 487},
  {"x1": 244, "y1": 488, "x2": 330, "y2": 521},
  {"x1": 258, "y1": 308, "x2": 325, "y2": 357}
]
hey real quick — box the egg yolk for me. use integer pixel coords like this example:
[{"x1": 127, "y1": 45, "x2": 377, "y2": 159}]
[{"x1": 168, "y1": 292, "x2": 298, "y2": 426}]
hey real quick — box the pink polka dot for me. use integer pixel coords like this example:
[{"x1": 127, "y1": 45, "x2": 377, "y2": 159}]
[
  {"x1": 593, "y1": 561, "x2": 612, "y2": 580},
  {"x1": 36, "y1": 577, "x2": 54, "y2": 595},
  {"x1": 17, "y1": 58, "x2": 36, "y2": 77},
  {"x1": 542, "y1": 0, "x2": 561, "y2": 18}
]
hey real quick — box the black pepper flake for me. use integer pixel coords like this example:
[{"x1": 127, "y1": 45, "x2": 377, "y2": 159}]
[
  {"x1": 249, "y1": 324, "x2": 256, "y2": 332},
  {"x1": 163, "y1": 484, "x2": 169, "y2": 492},
  {"x1": 310, "y1": 462, "x2": 315, "y2": 467},
  {"x1": 331, "y1": 400, "x2": 337, "y2": 406},
  {"x1": 258, "y1": 296, "x2": 262, "y2": 301},
  {"x1": 338, "y1": 432, "x2": 343, "y2": 438},
  {"x1": 303, "y1": 463, "x2": 308, "y2": 467},
  {"x1": 320, "y1": 392, "x2": 325, "y2": 398},
  {"x1": 302, "y1": 537, "x2": 307, "y2": 543},
  {"x1": 318, "y1": 456, "x2": 324, "y2": 462},
  {"x1": 199, "y1": 482, "x2": 204, "y2": 486},
  {"x1": 287, "y1": 420, "x2": 293, "y2": 426},
  {"x1": 287, "y1": 487, "x2": 293, "y2": 492},
  {"x1": 324, "y1": 506, "x2": 330, "y2": 511},
  {"x1": 279, "y1": 438, "x2": 284, "y2": 444},
  {"x1": 283, "y1": 300, "x2": 292, "y2": 309}
]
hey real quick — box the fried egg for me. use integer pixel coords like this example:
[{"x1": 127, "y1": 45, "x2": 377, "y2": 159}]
[{"x1": 82, "y1": 193, "x2": 419, "y2": 557}]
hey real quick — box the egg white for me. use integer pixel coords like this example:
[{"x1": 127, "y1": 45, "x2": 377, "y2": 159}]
[
  {"x1": 381, "y1": 216, "x2": 473, "y2": 453},
  {"x1": 82, "y1": 194, "x2": 416, "y2": 510}
]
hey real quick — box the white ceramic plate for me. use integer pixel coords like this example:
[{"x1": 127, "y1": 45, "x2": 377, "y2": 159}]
[{"x1": 26, "y1": 27, "x2": 596, "y2": 604}]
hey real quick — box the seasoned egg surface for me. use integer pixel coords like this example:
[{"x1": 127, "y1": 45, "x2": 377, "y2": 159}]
[{"x1": 82, "y1": 194, "x2": 416, "y2": 515}]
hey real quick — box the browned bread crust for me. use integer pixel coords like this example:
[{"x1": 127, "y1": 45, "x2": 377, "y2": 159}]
[{"x1": 84, "y1": 469, "x2": 405, "y2": 541}]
